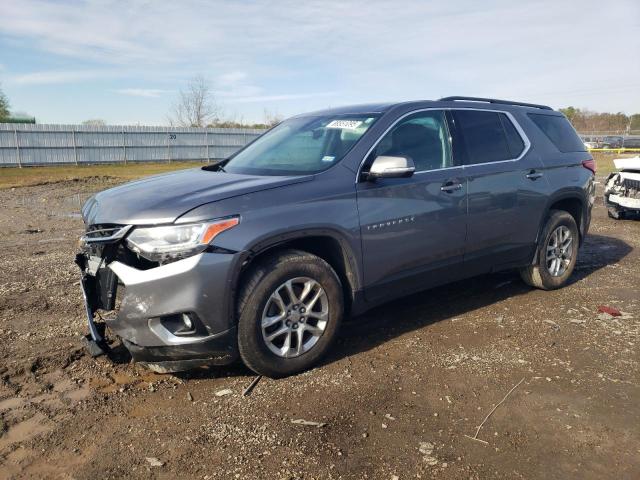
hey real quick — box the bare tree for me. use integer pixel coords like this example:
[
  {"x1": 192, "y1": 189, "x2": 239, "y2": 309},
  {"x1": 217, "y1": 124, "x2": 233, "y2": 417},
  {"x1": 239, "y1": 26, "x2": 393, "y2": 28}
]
[
  {"x1": 170, "y1": 75, "x2": 219, "y2": 127},
  {"x1": 262, "y1": 108, "x2": 283, "y2": 128},
  {"x1": 82, "y1": 119, "x2": 106, "y2": 126}
]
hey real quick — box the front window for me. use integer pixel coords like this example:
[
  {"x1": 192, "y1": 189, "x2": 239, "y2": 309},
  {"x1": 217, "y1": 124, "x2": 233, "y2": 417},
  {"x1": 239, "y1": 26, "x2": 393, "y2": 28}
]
[
  {"x1": 222, "y1": 115, "x2": 379, "y2": 175},
  {"x1": 368, "y1": 110, "x2": 452, "y2": 172}
]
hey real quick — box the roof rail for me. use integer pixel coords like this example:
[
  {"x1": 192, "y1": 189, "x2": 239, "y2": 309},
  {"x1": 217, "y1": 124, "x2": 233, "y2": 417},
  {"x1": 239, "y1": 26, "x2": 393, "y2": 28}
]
[{"x1": 439, "y1": 96, "x2": 553, "y2": 111}]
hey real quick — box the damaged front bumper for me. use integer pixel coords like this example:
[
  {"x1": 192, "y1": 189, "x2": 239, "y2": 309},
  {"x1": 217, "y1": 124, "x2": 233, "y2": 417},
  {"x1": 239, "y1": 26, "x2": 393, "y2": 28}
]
[
  {"x1": 604, "y1": 157, "x2": 640, "y2": 217},
  {"x1": 76, "y1": 230, "x2": 241, "y2": 372}
]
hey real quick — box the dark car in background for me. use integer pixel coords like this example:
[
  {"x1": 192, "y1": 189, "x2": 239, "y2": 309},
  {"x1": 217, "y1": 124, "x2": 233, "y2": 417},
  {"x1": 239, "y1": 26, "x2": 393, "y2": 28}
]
[
  {"x1": 623, "y1": 136, "x2": 640, "y2": 148},
  {"x1": 602, "y1": 135, "x2": 624, "y2": 148},
  {"x1": 76, "y1": 96, "x2": 596, "y2": 377}
]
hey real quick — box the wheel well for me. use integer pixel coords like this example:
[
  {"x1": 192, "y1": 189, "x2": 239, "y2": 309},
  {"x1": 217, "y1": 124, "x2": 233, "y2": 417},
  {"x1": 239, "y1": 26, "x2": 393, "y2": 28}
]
[
  {"x1": 237, "y1": 236, "x2": 358, "y2": 315},
  {"x1": 548, "y1": 197, "x2": 584, "y2": 240}
]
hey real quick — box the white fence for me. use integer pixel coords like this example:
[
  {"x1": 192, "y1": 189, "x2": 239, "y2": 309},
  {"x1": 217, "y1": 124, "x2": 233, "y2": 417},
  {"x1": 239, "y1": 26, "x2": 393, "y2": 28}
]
[{"x1": 0, "y1": 124, "x2": 266, "y2": 167}]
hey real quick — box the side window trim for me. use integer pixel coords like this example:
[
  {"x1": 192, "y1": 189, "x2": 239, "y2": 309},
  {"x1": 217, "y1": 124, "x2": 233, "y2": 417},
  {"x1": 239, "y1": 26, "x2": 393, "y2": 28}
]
[
  {"x1": 356, "y1": 107, "x2": 531, "y2": 182},
  {"x1": 445, "y1": 109, "x2": 468, "y2": 166},
  {"x1": 449, "y1": 108, "x2": 531, "y2": 166},
  {"x1": 356, "y1": 108, "x2": 456, "y2": 182},
  {"x1": 497, "y1": 112, "x2": 525, "y2": 158}
]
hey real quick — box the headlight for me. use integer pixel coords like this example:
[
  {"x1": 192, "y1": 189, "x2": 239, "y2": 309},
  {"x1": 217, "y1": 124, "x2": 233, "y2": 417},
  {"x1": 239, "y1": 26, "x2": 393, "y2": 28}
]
[{"x1": 126, "y1": 217, "x2": 239, "y2": 262}]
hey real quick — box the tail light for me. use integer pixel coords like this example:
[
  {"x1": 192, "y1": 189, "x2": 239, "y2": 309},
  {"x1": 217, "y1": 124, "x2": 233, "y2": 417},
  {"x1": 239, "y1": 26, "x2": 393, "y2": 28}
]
[{"x1": 582, "y1": 159, "x2": 596, "y2": 174}]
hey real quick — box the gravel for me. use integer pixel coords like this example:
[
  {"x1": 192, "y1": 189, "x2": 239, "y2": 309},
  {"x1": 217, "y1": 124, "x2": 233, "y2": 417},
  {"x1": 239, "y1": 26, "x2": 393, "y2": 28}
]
[{"x1": 0, "y1": 175, "x2": 639, "y2": 479}]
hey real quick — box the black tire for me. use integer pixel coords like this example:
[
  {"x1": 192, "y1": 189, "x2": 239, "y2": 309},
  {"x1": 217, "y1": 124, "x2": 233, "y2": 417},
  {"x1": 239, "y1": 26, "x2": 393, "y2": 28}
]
[
  {"x1": 236, "y1": 249, "x2": 344, "y2": 378},
  {"x1": 519, "y1": 210, "x2": 579, "y2": 290}
]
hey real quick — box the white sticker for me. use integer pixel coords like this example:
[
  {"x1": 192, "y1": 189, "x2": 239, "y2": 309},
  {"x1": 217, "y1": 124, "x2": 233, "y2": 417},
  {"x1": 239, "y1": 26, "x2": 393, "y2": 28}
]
[
  {"x1": 321, "y1": 155, "x2": 335, "y2": 163},
  {"x1": 326, "y1": 120, "x2": 363, "y2": 130}
]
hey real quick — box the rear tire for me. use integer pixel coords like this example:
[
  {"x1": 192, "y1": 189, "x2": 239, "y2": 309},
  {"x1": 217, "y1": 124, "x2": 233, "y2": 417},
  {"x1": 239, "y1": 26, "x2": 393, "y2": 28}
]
[
  {"x1": 236, "y1": 249, "x2": 344, "y2": 378},
  {"x1": 519, "y1": 210, "x2": 579, "y2": 290}
]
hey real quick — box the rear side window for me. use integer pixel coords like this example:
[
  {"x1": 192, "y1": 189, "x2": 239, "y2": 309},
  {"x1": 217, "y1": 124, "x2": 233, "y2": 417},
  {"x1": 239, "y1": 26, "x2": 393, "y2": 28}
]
[
  {"x1": 451, "y1": 110, "x2": 519, "y2": 164},
  {"x1": 528, "y1": 113, "x2": 586, "y2": 152}
]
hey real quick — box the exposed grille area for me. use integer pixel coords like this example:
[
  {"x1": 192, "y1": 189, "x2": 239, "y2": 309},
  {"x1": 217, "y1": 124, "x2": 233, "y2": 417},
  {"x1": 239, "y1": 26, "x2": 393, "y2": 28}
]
[
  {"x1": 85, "y1": 223, "x2": 126, "y2": 236},
  {"x1": 621, "y1": 177, "x2": 640, "y2": 193},
  {"x1": 81, "y1": 224, "x2": 159, "y2": 270}
]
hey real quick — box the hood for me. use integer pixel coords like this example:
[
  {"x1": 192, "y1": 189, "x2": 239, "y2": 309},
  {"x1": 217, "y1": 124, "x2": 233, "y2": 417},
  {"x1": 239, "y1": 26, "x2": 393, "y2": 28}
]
[
  {"x1": 82, "y1": 168, "x2": 313, "y2": 225},
  {"x1": 614, "y1": 156, "x2": 640, "y2": 172}
]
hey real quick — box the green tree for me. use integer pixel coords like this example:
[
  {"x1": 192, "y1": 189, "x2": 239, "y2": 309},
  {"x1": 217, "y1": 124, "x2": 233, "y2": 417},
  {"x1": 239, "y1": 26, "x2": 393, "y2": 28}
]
[
  {"x1": 0, "y1": 84, "x2": 10, "y2": 120},
  {"x1": 560, "y1": 106, "x2": 579, "y2": 123},
  {"x1": 559, "y1": 107, "x2": 634, "y2": 134}
]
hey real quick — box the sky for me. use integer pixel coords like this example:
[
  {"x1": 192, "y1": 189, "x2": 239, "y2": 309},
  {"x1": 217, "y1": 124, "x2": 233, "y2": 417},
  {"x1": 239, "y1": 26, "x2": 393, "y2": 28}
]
[{"x1": 0, "y1": 0, "x2": 638, "y2": 125}]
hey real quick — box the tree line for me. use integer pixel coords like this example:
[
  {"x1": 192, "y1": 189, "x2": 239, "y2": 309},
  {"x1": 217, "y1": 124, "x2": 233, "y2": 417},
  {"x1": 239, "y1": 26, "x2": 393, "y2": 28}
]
[
  {"x1": 559, "y1": 107, "x2": 640, "y2": 134},
  {"x1": 1, "y1": 80, "x2": 637, "y2": 133}
]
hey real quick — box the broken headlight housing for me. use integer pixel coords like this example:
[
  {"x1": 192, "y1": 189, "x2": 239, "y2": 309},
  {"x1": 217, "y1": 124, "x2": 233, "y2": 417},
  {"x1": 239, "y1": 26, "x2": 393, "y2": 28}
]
[{"x1": 125, "y1": 217, "x2": 239, "y2": 263}]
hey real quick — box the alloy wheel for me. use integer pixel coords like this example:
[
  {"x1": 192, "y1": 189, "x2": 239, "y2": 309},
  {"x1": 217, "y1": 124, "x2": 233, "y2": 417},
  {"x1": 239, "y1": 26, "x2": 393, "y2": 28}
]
[
  {"x1": 260, "y1": 277, "x2": 329, "y2": 358},
  {"x1": 545, "y1": 225, "x2": 573, "y2": 277}
]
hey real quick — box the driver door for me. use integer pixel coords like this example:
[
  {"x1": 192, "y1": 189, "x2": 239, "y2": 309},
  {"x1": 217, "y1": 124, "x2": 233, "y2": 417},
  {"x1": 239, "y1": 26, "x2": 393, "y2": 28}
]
[{"x1": 356, "y1": 110, "x2": 467, "y2": 303}]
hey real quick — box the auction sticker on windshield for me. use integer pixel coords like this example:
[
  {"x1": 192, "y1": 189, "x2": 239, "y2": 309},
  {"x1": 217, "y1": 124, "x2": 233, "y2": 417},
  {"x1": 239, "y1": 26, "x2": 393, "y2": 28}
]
[{"x1": 326, "y1": 120, "x2": 363, "y2": 130}]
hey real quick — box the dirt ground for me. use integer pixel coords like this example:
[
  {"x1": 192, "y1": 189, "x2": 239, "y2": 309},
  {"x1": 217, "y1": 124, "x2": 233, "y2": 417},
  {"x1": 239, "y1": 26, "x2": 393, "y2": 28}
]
[{"x1": 0, "y1": 172, "x2": 638, "y2": 480}]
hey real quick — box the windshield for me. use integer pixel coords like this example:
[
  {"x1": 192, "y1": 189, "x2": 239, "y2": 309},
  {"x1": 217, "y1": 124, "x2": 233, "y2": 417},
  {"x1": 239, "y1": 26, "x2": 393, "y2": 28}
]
[{"x1": 222, "y1": 114, "x2": 379, "y2": 175}]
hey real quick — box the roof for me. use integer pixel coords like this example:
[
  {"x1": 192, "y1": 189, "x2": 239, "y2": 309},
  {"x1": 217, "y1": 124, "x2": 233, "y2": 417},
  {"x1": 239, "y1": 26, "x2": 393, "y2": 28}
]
[
  {"x1": 297, "y1": 97, "x2": 557, "y2": 118},
  {"x1": 296, "y1": 102, "x2": 398, "y2": 117}
]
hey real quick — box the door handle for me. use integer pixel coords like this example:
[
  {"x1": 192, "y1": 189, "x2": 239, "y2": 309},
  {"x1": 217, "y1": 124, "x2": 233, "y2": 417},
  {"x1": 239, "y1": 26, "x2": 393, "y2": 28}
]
[
  {"x1": 440, "y1": 181, "x2": 463, "y2": 193},
  {"x1": 526, "y1": 170, "x2": 544, "y2": 180}
]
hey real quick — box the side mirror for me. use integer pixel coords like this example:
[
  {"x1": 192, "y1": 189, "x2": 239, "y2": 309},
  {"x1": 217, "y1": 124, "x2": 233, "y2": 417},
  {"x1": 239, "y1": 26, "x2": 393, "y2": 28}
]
[{"x1": 367, "y1": 155, "x2": 415, "y2": 180}]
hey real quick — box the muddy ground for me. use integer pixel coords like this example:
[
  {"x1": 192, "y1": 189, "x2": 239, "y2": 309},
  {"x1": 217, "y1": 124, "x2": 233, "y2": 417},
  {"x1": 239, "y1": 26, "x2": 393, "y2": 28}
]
[{"x1": 0, "y1": 174, "x2": 638, "y2": 480}]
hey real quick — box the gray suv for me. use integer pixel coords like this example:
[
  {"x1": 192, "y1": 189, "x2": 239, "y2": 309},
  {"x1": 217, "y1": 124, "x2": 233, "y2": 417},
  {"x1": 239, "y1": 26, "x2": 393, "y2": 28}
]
[{"x1": 77, "y1": 96, "x2": 595, "y2": 377}]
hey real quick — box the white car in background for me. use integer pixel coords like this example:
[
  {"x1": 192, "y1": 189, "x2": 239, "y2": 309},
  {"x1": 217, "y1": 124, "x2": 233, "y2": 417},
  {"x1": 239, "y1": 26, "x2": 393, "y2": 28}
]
[{"x1": 604, "y1": 157, "x2": 640, "y2": 219}]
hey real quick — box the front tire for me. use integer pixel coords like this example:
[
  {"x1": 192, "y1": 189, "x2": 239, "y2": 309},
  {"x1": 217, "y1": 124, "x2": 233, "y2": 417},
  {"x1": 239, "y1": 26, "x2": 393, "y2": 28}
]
[
  {"x1": 236, "y1": 249, "x2": 344, "y2": 378},
  {"x1": 520, "y1": 210, "x2": 579, "y2": 290}
]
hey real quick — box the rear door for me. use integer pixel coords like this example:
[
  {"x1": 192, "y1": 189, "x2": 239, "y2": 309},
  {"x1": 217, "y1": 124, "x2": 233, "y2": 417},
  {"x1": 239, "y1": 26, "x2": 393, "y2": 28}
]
[
  {"x1": 448, "y1": 109, "x2": 548, "y2": 273},
  {"x1": 356, "y1": 110, "x2": 467, "y2": 302}
]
